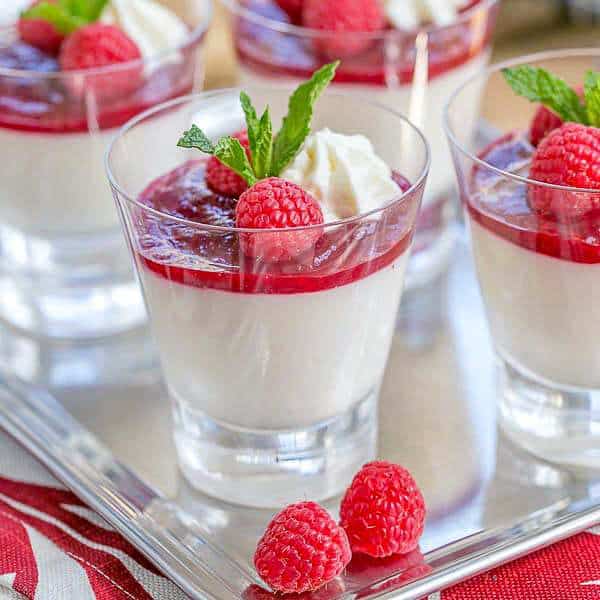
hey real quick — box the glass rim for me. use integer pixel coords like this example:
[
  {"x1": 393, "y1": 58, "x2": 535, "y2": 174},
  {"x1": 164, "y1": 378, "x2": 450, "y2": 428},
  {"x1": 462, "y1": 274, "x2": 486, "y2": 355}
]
[
  {"x1": 0, "y1": 0, "x2": 212, "y2": 80},
  {"x1": 220, "y1": 0, "x2": 499, "y2": 40},
  {"x1": 443, "y1": 47, "x2": 600, "y2": 195},
  {"x1": 105, "y1": 89, "x2": 431, "y2": 235}
]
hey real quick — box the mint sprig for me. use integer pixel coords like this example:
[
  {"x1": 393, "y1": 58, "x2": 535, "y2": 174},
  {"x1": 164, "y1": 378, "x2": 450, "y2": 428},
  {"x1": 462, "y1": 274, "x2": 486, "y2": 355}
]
[
  {"x1": 178, "y1": 125, "x2": 257, "y2": 186},
  {"x1": 271, "y1": 61, "x2": 339, "y2": 174},
  {"x1": 503, "y1": 65, "x2": 600, "y2": 128},
  {"x1": 584, "y1": 71, "x2": 600, "y2": 127},
  {"x1": 176, "y1": 61, "x2": 340, "y2": 187},
  {"x1": 21, "y1": 0, "x2": 109, "y2": 34}
]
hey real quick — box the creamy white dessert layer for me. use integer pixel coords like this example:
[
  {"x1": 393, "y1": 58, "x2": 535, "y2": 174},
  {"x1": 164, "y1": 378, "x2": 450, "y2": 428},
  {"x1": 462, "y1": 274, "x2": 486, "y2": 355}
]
[
  {"x1": 0, "y1": 127, "x2": 118, "y2": 236},
  {"x1": 140, "y1": 252, "x2": 409, "y2": 430},
  {"x1": 470, "y1": 219, "x2": 600, "y2": 389},
  {"x1": 238, "y1": 52, "x2": 489, "y2": 207}
]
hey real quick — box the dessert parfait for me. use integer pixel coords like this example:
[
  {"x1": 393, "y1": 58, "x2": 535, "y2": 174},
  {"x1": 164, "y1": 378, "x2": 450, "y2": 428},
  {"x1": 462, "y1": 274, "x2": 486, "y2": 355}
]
[
  {"x1": 223, "y1": 0, "x2": 499, "y2": 288},
  {"x1": 106, "y1": 62, "x2": 429, "y2": 506},
  {"x1": 445, "y1": 50, "x2": 600, "y2": 468},
  {"x1": 0, "y1": 0, "x2": 211, "y2": 338}
]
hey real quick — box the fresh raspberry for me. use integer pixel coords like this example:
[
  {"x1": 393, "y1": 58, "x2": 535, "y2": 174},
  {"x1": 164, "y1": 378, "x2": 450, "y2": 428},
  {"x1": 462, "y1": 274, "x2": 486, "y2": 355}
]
[
  {"x1": 254, "y1": 501, "x2": 351, "y2": 594},
  {"x1": 340, "y1": 461, "x2": 426, "y2": 558},
  {"x1": 529, "y1": 123, "x2": 600, "y2": 220},
  {"x1": 59, "y1": 24, "x2": 142, "y2": 100},
  {"x1": 206, "y1": 131, "x2": 250, "y2": 197},
  {"x1": 244, "y1": 579, "x2": 344, "y2": 600},
  {"x1": 236, "y1": 177, "x2": 324, "y2": 262},
  {"x1": 529, "y1": 106, "x2": 563, "y2": 147},
  {"x1": 275, "y1": 0, "x2": 304, "y2": 23},
  {"x1": 529, "y1": 87, "x2": 583, "y2": 146},
  {"x1": 302, "y1": 0, "x2": 385, "y2": 59},
  {"x1": 18, "y1": 0, "x2": 64, "y2": 55}
]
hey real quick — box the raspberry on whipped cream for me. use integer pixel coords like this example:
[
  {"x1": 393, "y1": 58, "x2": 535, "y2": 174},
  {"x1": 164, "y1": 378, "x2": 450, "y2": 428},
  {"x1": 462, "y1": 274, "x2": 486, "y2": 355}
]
[
  {"x1": 385, "y1": 0, "x2": 471, "y2": 29},
  {"x1": 282, "y1": 128, "x2": 401, "y2": 221}
]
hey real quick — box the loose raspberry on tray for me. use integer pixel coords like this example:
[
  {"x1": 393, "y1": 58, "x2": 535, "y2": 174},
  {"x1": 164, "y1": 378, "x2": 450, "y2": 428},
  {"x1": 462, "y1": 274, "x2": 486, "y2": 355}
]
[
  {"x1": 254, "y1": 501, "x2": 352, "y2": 594},
  {"x1": 340, "y1": 461, "x2": 427, "y2": 558}
]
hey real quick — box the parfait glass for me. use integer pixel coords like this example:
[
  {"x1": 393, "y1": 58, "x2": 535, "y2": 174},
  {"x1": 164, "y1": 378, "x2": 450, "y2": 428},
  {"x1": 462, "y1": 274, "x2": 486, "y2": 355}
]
[
  {"x1": 0, "y1": 0, "x2": 212, "y2": 339},
  {"x1": 106, "y1": 89, "x2": 429, "y2": 506},
  {"x1": 445, "y1": 49, "x2": 600, "y2": 469},
  {"x1": 222, "y1": 0, "x2": 499, "y2": 290}
]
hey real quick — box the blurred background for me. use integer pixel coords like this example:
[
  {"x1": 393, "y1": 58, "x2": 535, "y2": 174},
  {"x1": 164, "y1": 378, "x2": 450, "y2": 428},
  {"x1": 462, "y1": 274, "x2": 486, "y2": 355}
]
[{"x1": 203, "y1": 0, "x2": 600, "y2": 89}]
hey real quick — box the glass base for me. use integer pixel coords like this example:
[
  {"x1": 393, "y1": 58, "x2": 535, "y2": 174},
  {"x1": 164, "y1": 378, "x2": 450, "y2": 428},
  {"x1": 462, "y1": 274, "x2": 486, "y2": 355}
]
[
  {"x1": 0, "y1": 223, "x2": 146, "y2": 339},
  {"x1": 498, "y1": 355, "x2": 600, "y2": 470},
  {"x1": 173, "y1": 393, "x2": 378, "y2": 508},
  {"x1": 404, "y1": 193, "x2": 458, "y2": 292}
]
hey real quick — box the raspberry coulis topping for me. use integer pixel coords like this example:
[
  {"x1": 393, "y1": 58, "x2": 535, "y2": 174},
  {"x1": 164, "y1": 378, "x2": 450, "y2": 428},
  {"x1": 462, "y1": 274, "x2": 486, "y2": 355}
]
[
  {"x1": 136, "y1": 159, "x2": 413, "y2": 294},
  {"x1": 467, "y1": 132, "x2": 600, "y2": 263},
  {"x1": 0, "y1": 33, "x2": 198, "y2": 133},
  {"x1": 235, "y1": 0, "x2": 494, "y2": 86}
]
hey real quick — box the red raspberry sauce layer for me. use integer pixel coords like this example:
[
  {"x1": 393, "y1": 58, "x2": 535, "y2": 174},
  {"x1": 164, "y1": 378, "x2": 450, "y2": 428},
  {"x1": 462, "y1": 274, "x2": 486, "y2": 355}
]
[
  {"x1": 0, "y1": 38, "x2": 200, "y2": 133},
  {"x1": 466, "y1": 133, "x2": 600, "y2": 264},
  {"x1": 234, "y1": 0, "x2": 496, "y2": 85},
  {"x1": 135, "y1": 160, "x2": 414, "y2": 294}
]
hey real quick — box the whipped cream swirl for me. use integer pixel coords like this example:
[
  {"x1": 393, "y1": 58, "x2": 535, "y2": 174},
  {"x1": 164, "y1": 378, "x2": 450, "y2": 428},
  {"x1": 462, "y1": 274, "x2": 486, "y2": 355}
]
[
  {"x1": 385, "y1": 0, "x2": 470, "y2": 29},
  {"x1": 101, "y1": 0, "x2": 189, "y2": 60},
  {"x1": 282, "y1": 128, "x2": 401, "y2": 222}
]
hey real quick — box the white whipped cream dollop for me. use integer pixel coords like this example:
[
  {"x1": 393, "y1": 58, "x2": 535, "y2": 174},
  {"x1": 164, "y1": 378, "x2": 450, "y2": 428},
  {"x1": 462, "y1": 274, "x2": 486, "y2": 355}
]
[
  {"x1": 101, "y1": 0, "x2": 189, "y2": 60},
  {"x1": 282, "y1": 128, "x2": 401, "y2": 222},
  {"x1": 2, "y1": 0, "x2": 29, "y2": 26},
  {"x1": 385, "y1": 0, "x2": 470, "y2": 29}
]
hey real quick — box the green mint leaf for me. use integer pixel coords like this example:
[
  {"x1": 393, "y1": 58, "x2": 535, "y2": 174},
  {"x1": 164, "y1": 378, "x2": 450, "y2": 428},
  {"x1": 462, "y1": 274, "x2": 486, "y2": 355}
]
[
  {"x1": 56, "y1": 0, "x2": 108, "y2": 21},
  {"x1": 177, "y1": 125, "x2": 215, "y2": 154},
  {"x1": 240, "y1": 91, "x2": 260, "y2": 156},
  {"x1": 271, "y1": 60, "x2": 339, "y2": 175},
  {"x1": 584, "y1": 71, "x2": 600, "y2": 128},
  {"x1": 21, "y1": 2, "x2": 85, "y2": 34},
  {"x1": 502, "y1": 66, "x2": 588, "y2": 125},
  {"x1": 214, "y1": 137, "x2": 257, "y2": 186},
  {"x1": 252, "y1": 107, "x2": 273, "y2": 179}
]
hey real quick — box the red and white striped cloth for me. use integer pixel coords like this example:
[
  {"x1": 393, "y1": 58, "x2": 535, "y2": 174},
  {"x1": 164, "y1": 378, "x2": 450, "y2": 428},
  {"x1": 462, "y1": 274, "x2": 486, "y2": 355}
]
[{"x1": 0, "y1": 431, "x2": 598, "y2": 599}]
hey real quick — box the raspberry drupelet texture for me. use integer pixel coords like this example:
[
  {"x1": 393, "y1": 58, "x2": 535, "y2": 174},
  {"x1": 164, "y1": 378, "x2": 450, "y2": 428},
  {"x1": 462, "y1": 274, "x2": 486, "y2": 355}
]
[
  {"x1": 254, "y1": 501, "x2": 352, "y2": 594},
  {"x1": 340, "y1": 461, "x2": 426, "y2": 558},
  {"x1": 206, "y1": 131, "x2": 251, "y2": 197},
  {"x1": 59, "y1": 24, "x2": 142, "y2": 98},
  {"x1": 302, "y1": 0, "x2": 385, "y2": 59},
  {"x1": 529, "y1": 122, "x2": 600, "y2": 220},
  {"x1": 529, "y1": 105, "x2": 564, "y2": 147},
  {"x1": 236, "y1": 177, "x2": 324, "y2": 261}
]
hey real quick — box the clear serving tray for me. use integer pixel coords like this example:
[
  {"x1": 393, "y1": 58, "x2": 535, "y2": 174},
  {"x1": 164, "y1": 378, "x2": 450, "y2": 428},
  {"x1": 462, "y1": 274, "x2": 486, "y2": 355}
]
[{"x1": 0, "y1": 236, "x2": 599, "y2": 600}]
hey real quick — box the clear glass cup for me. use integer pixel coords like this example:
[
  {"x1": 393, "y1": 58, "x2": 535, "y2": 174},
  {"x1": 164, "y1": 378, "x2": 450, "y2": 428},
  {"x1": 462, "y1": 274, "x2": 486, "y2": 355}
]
[
  {"x1": 445, "y1": 49, "x2": 600, "y2": 469},
  {"x1": 106, "y1": 90, "x2": 429, "y2": 506},
  {"x1": 0, "y1": 0, "x2": 212, "y2": 339},
  {"x1": 222, "y1": 0, "x2": 499, "y2": 290}
]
